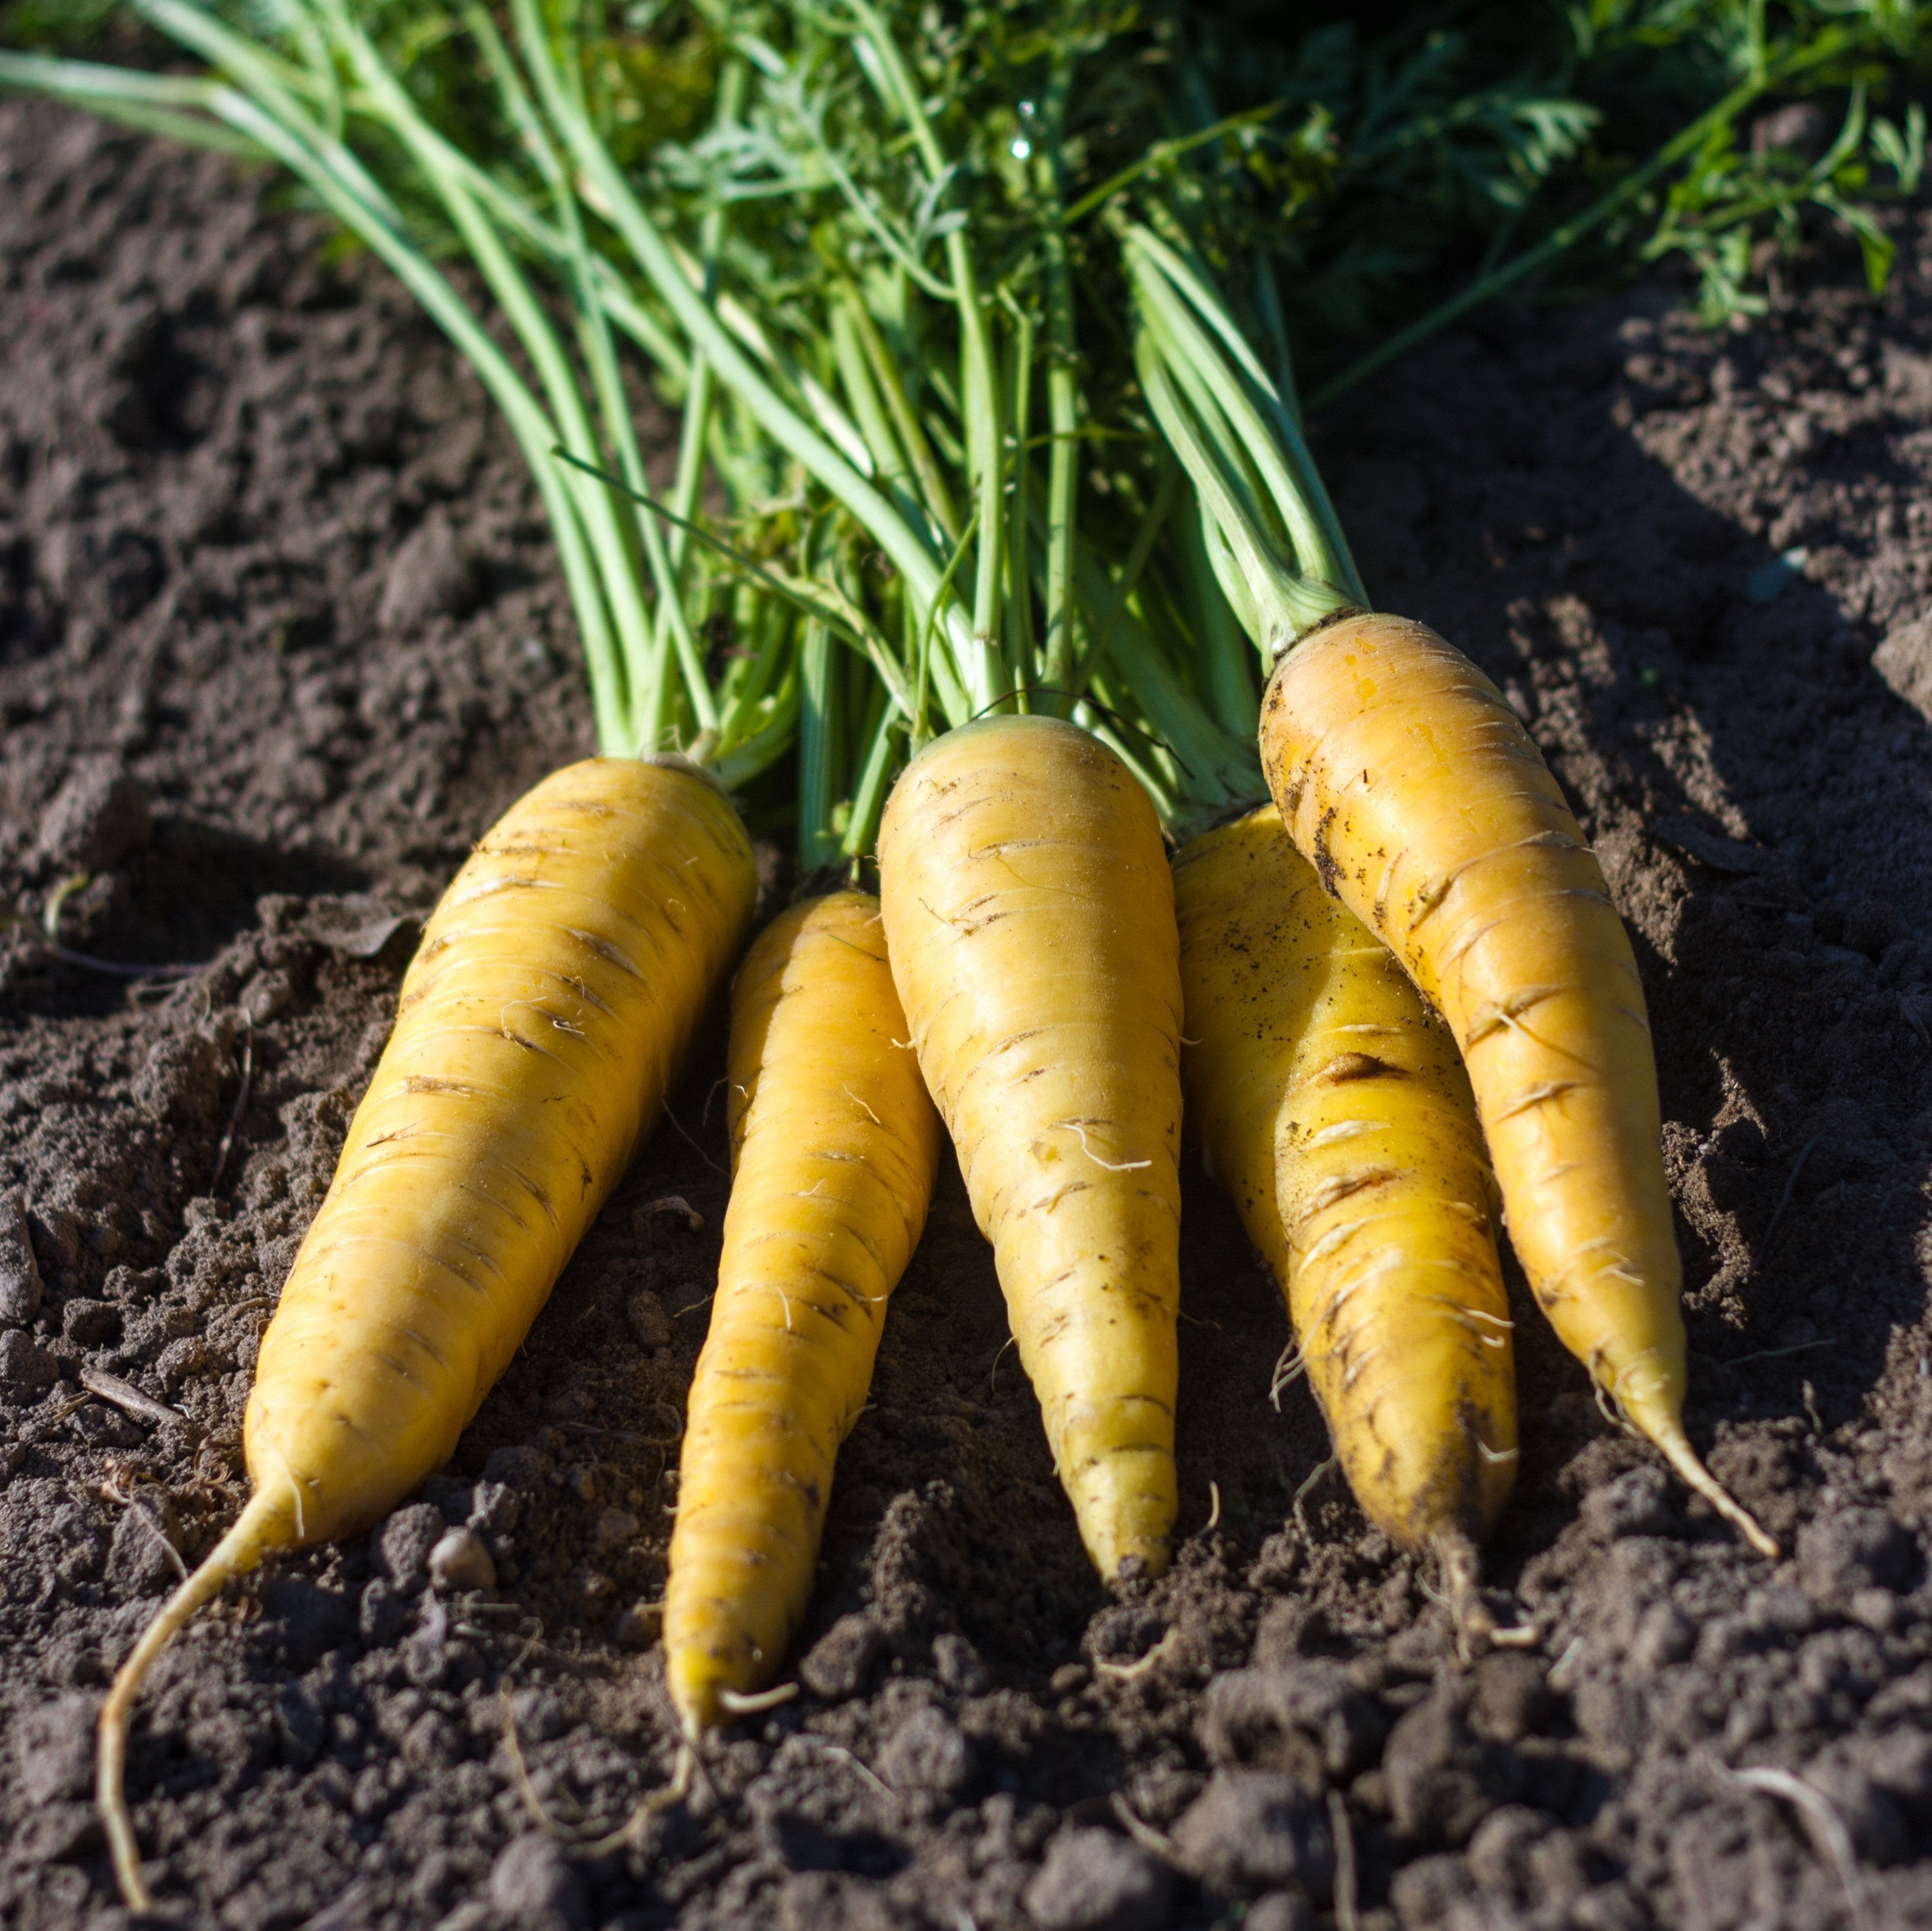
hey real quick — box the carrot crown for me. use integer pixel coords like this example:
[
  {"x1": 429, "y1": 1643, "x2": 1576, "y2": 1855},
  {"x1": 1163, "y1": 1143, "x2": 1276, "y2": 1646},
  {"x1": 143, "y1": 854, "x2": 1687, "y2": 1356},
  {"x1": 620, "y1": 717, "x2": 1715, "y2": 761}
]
[{"x1": 1123, "y1": 224, "x2": 1367, "y2": 666}]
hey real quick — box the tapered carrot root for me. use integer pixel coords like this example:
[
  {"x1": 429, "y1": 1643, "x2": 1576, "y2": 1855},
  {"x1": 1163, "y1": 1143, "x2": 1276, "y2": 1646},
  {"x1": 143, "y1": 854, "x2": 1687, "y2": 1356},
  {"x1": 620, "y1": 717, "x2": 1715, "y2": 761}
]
[
  {"x1": 878, "y1": 715, "x2": 1185, "y2": 1582},
  {"x1": 99, "y1": 757, "x2": 756, "y2": 1908},
  {"x1": 1261, "y1": 616, "x2": 1774, "y2": 1557},
  {"x1": 1174, "y1": 806, "x2": 1517, "y2": 1572},
  {"x1": 666, "y1": 892, "x2": 940, "y2": 1733}
]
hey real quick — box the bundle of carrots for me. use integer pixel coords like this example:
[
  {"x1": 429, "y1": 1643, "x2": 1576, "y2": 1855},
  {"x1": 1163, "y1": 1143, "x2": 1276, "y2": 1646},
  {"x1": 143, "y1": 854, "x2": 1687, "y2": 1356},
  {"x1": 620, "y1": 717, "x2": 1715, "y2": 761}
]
[{"x1": 3, "y1": 0, "x2": 1923, "y2": 1907}]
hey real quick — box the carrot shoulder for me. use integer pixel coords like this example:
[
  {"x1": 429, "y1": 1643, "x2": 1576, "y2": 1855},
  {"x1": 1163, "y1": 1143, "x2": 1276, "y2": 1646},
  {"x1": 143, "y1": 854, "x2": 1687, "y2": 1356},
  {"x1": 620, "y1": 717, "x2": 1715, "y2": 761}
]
[
  {"x1": 878, "y1": 714, "x2": 1185, "y2": 1582},
  {"x1": 666, "y1": 891, "x2": 939, "y2": 1733}
]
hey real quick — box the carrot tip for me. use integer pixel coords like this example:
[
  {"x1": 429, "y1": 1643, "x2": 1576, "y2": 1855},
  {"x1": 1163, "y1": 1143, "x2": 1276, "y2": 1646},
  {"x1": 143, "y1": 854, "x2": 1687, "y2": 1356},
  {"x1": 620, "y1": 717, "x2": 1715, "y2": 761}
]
[
  {"x1": 1656, "y1": 1432, "x2": 1781, "y2": 1560},
  {"x1": 98, "y1": 1495, "x2": 284, "y2": 1911}
]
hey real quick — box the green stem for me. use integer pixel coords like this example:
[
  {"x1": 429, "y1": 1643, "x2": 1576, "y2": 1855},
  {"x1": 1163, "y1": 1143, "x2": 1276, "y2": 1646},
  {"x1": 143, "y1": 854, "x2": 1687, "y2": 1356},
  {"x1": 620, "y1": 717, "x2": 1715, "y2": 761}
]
[
  {"x1": 1004, "y1": 305, "x2": 1036, "y2": 691},
  {"x1": 0, "y1": 55, "x2": 269, "y2": 158},
  {"x1": 467, "y1": 5, "x2": 710, "y2": 741},
  {"x1": 328, "y1": 0, "x2": 657, "y2": 740},
  {"x1": 799, "y1": 618, "x2": 842, "y2": 869},
  {"x1": 1126, "y1": 226, "x2": 1362, "y2": 604},
  {"x1": 1132, "y1": 319, "x2": 1345, "y2": 653},
  {"x1": 510, "y1": 0, "x2": 979, "y2": 710},
  {"x1": 1172, "y1": 511, "x2": 1258, "y2": 739},
  {"x1": 831, "y1": 295, "x2": 918, "y2": 508},
  {"x1": 845, "y1": 292, "x2": 959, "y2": 542},
  {"x1": 843, "y1": 0, "x2": 1007, "y2": 712},
  {"x1": 1068, "y1": 460, "x2": 1176, "y2": 694},
  {"x1": 841, "y1": 698, "x2": 900, "y2": 862},
  {"x1": 664, "y1": 61, "x2": 746, "y2": 586},
  {"x1": 1036, "y1": 53, "x2": 1079, "y2": 714}
]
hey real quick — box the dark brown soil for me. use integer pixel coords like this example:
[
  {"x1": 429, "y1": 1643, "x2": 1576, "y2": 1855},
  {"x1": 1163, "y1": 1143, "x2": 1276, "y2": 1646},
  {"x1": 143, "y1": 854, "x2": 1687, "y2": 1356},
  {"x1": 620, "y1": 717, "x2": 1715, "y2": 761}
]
[{"x1": 4, "y1": 95, "x2": 1932, "y2": 1931}]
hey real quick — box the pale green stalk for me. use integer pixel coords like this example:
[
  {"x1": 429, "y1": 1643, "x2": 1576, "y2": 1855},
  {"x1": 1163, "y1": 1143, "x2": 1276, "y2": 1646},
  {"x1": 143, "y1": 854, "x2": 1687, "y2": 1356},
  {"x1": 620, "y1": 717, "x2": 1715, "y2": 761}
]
[
  {"x1": 1126, "y1": 226, "x2": 1363, "y2": 608},
  {"x1": 1035, "y1": 54, "x2": 1079, "y2": 714},
  {"x1": 799, "y1": 617, "x2": 842, "y2": 868},
  {"x1": 319, "y1": 0, "x2": 661, "y2": 734},
  {"x1": 841, "y1": 698, "x2": 900, "y2": 860},
  {"x1": 0, "y1": 55, "x2": 268, "y2": 157},
  {"x1": 842, "y1": 0, "x2": 1008, "y2": 706},
  {"x1": 509, "y1": 0, "x2": 988, "y2": 716},
  {"x1": 844, "y1": 289, "x2": 960, "y2": 542},
  {"x1": 1005, "y1": 305, "x2": 1037, "y2": 689}
]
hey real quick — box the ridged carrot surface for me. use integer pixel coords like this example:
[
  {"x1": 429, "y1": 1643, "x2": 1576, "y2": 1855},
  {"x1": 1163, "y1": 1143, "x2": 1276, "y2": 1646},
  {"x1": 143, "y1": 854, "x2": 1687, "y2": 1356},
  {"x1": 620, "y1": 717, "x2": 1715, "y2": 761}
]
[
  {"x1": 878, "y1": 714, "x2": 1185, "y2": 1582},
  {"x1": 666, "y1": 891, "x2": 939, "y2": 1732},
  {"x1": 99, "y1": 757, "x2": 756, "y2": 1907},
  {"x1": 1174, "y1": 805, "x2": 1516, "y2": 1553},
  {"x1": 1260, "y1": 616, "x2": 1773, "y2": 1555}
]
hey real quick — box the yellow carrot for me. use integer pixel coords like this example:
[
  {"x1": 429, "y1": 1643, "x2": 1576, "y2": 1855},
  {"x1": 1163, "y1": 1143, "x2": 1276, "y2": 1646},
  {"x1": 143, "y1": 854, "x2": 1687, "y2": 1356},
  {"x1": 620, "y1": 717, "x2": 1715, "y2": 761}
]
[
  {"x1": 97, "y1": 757, "x2": 756, "y2": 1909},
  {"x1": 665, "y1": 891, "x2": 939, "y2": 1732},
  {"x1": 1174, "y1": 805, "x2": 1516, "y2": 1607},
  {"x1": 1260, "y1": 618, "x2": 1774, "y2": 1557},
  {"x1": 878, "y1": 714, "x2": 1185, "y2": 1582}
]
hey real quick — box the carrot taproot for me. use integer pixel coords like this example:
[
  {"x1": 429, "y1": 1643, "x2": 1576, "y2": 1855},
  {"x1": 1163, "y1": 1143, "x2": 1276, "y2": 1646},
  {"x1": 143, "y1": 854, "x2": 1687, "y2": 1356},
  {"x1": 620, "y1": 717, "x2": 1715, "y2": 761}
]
[
  {"x1": 1259, "y1": 617, "x2": 1775, "y2": 1557},
  {"x1": 665, "y1": 890, "x2": 939, "y2": 1732},
  {"x1": 97, "y1": 756, "x2": 756, "y2": 1909},
  {"x1": 877, "y1": 713, "x2": 1185, "y2": 1582},
  {"x1": 1173, "y1": 804, "x2": 1516, "y2": 1606}
]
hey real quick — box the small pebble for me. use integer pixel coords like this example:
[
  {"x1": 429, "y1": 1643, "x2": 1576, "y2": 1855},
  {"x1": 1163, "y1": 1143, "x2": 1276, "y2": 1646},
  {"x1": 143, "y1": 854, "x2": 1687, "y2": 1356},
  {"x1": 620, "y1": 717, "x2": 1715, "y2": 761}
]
[
  {"x1": 1244, "y1": 1895, "x2": 1315, "y2": 1931},
  {"x1": 0, "y1": 1328, "x2": 57, "y2": 1400},
  {"x1": 1173, "y1": 1769, "x2": 1334, "y2": 1895},
  {"x1": 593, "y1": 1507, "x2": 639, "y2": 1554},
  {"x1": 0, "y1": 1193, "x2": 44, "y2": 1327},
  {"x1": 878, "y1": 1706, "x2": 973, "y2": 1797},
  {"x1": 468, "y1": 1479, "x2": 520, "y2": 1534},
  {"x1": 428, "y1": 1526, "x2": 496, "y2": 1593},
  {"x1": 626, "y1": 1289, "x2": 670, "y2": 1349},
  {"x1": 933, "y1": 1630, "x2": 991, "y2": 1696}
]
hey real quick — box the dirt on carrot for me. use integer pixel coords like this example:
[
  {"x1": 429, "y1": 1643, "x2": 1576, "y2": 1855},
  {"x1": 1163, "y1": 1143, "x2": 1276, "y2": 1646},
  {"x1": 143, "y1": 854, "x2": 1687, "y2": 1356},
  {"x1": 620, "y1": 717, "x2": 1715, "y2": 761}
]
[{"x1": 6, "y1": 97, "x2": 1932, "y2": 1931}]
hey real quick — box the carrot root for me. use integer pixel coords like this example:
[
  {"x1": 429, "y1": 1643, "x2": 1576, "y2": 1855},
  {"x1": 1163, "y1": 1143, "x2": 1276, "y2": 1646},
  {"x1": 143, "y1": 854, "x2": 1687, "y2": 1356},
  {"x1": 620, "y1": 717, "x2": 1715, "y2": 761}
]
[
  {"x1": 1174, "y1": 806, "x2": 1516, "y2": 1555},
  {"x1": 879, "y1": 715, "x2": 1186, "y2": 1582},
  {"x1": 665, "y1": 892, "x2": 939, "y2": 1731},
  {"x1": 98, "y1": 758, "x2": 756, "y2": 1906},
  {"x1": 98, "y1": 1488, "x2": 289, "y2": 1909},
  {"x1": 1260, "y1": 616, "x2": 1772, "y2": 1557}
]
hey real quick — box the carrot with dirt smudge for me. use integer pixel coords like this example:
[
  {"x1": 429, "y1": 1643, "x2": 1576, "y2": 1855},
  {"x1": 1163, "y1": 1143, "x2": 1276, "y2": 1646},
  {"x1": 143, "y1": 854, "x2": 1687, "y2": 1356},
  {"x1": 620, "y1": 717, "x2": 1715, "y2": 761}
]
[
  {"x1": 1175, "y1": 804, "x2": 1517, "y2": 1625},
  {"x1": 1127, "y1": 226, "x2": 1774, "y2": 1559}
]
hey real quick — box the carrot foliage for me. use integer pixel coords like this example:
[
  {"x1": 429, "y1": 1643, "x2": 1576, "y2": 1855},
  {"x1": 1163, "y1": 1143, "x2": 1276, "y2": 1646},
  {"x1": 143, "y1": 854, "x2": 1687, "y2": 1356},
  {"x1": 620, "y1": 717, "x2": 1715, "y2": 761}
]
[{"x1": 2, "y1": 0, "x2": 1925, "y2": 847}]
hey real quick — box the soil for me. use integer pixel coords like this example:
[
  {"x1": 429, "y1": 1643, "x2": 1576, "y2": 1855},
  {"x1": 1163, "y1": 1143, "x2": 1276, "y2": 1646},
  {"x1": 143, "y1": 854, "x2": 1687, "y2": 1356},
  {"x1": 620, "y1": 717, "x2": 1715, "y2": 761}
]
[{"x1": 4, "y1": 92, "x2": 1932, "y2": 1931}]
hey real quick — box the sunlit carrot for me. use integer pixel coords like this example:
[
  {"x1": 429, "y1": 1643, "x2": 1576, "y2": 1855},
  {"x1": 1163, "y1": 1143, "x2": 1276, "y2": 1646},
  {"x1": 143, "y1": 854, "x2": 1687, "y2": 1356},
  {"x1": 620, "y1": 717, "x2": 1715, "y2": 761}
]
[{"x1": 666, "y1": 891, "x2": 939, "y2": 1731}]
